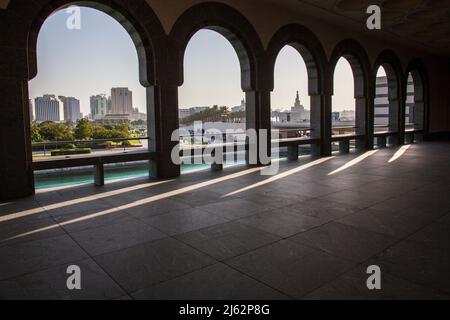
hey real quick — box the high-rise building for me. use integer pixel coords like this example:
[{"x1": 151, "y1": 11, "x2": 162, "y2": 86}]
[
  {"x1": 90, "y1": 94, "x2": 109, "y2": 120},
  {"x1": 107, "y1": 97, "x2": 112, "y2": 114},
  {"x1": 374, "y1": 76, "x2": 389, "y2": 126},
  {"x1": 405, "y1": 74, "x2": 415, "y2": 125},
  {"x1": 111, "y1": 88, "x2": 133, "y2": 115},
  {"x1": 375, "y1": 75, "x2": 415, "y2": 126},
  {"x1": 59, "y1": 96, "x2": 82, "y2": 122},
  {"x1": 35, "y1": 95, "x2": 61, "y2": 122}
]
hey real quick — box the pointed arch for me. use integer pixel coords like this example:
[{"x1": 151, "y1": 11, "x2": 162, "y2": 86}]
[
  {"x1": 266, "y1": 24, "x2": 327, "y2": 95},
  {"x1": 373, "y1": 50, "x2": 404, "y2": 141}
]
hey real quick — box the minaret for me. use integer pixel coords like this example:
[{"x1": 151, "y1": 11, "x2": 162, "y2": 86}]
[{"x1": 294, "y1": 91, "x2": 301, "y2": 108}]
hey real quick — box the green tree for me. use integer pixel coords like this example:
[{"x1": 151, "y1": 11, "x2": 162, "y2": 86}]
[
  {"x1": 74, "y1": 118, "x2": 93, "y2": 140},
  {"x1": 31, "y1": 122, "x2": 43, "y2": 142},
  {"x1": 112, "y1": 123, "x2": 131, "y2": 138},
  {"x1": 114, "y1": 123, "x2": 131, "y2": 133},
  {"x1": 39, "y1": 121, "x2": 74, "y2": 141},
  {"x1": 109, "y1": 129, "x2": 129, "y2": 139},
  {"x1": 91, "y1": 126, "x2": 111, "y2": 139}
]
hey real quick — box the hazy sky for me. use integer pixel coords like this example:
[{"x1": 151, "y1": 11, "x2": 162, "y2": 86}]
[
  {"x1": 29, "y1": 7, "x2": 359, "y2": 116},
  {"x1": 29, "y1": 8, "x2": 146, "y2": 115}
]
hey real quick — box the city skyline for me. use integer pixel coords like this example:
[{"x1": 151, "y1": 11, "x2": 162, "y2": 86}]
[
  {"x1": 28, "y1": 8, "x2": 146, "y2": 117},
  {"x1": 31, "y1": 86, "x2": 149, "y2": 122}
]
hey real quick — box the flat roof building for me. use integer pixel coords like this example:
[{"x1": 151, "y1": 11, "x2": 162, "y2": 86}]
[
  {"x1": 59, "y1": 96, "x2": 82, "y2": 122},
  {"x1": 35, "y1": 95, "x2": 61, "y2": 123},
  {"x1": 111, "y1": 88, "x2": 133, "y2": 116}
]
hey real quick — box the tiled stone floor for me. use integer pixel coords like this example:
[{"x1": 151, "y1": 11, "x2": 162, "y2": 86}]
[{"x1": 1, "y1": 142, "x2": 450, "y2": 300}]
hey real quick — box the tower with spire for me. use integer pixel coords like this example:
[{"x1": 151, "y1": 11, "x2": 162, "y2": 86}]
[
  {"x1": 294, "y1": 91, "x2": 301, "y2": 108},
  {"x1": 292, "y1": 91, "x2": 304, "y2": 113},
  {"x1": 291, "y1": 90, "x2": 309, "y2": 122}
]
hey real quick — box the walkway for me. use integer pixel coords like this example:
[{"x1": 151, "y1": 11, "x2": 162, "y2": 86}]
[{"x1": 1, "y1": 142, "x2": 450, "y2": 299}]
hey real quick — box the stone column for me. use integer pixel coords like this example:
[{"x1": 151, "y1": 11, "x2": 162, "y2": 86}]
[
  {"x1": 0, "y1": 9, "x2": 35, "y2": 200},
  {"x1": 365, "y1": 83, "x2": 375, "y2": 150},
  {"x1": 388, "y1": 98, "x2": 400, "y2": 145},
  {"x1": 398, "y1": 85, "x2": 407, "y2": 145},
  {"x1": 0, "y1": 78, "x2": 35, "y2": 200},
  {"x1": 148, "y1": 37, "x2": 181, "y2": 179},
  {"x1": 147, "y1": 83, "x2": 181, "y2": 179},
  {"x1": 313, "y1": 93, "x2": 332, "y2": 156},
  {"x1": 245, "y1": 87, "x2": 272, "y2": 166},
  {"x1": 320, "y1": 90, "x2": 333, "y2": 157},
  {"x1": 355, "y1": 96, "x2": 368, "y2": 151},
  {"x1": 258, "y1": 89, "x2": 272, "y2": 164}
]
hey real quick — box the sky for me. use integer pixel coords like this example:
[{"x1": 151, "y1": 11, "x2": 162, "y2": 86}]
[
  {"x1": 29, "y1": 7, "x2": 361, "y2": 116},
  {"x1": 29, "y1": 8, "x2": 146, "y2": 115}
]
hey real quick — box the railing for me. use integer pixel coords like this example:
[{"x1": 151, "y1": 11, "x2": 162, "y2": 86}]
[
  {"x1": 404, "y1": 124, "x2": 424, "y2": 144},
  {"x1": 405, "y1": 123, "x2": 423, "y2": 133},
  {"x1": 373, "y1": 126, "x2": 398, "y2": 147},
  {"x1": 180, "y1": 129, "x2": 319, "y2": 165},
  {"x1": 373, "y1": 125, "x2": 397, "y2": 136},
  {"x1": 332, "y1": 126, "x2": 358, "y2": 130},
  {"x1": 330, "y1": 126, "x2": 363, "y2": 153},
  {"x1": 32, "y1": 137, "x2": 149, "y2": 157},
  {"x1": 179, "y1": 128, "x2": 317, "y2": 149},
  {"x1": 33, "y1": 137, "x2": 153, "y2": 186},
  {"x1": 32, "y1": 124, "x2": 425, "y2": 187},
  {"x1": 276, "y1": 128, "x2": 313, "y2": 138}
]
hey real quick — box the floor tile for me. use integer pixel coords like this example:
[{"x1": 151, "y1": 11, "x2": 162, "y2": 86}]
[
  {"x1": 0, "y1": 213, "x2": 65, "y2": 247},
  {"x1": 0, "y1": 259, "x2": 125, "y2": 300},
  {"x1": 198, "y1": 198, "x2": 272, "y2": 220},
  {"x1": 143, "y1": 208, "x2": 229, "y2": 236},
  {"x1": 237, "y1": 208, "x2": 323, "y2": 238},
  {"x1": 122, "y1": 198, "x2": 192, "y2": 219},
  {"x1": 132, "y1": 263, "x2": 289, "y2": 300},
  {"x1": 305, "y1": 266, "x2": 449, "y2": 300},
  {"x1": 406, "y1": 223, "x2": 450, "y2": 252},
  {"x1": 227, "y1": 240, "x2": 355, "y2": 298},
  {"x1": 0, "y1": 235, "x2": 88, "y2": 280},
  {"x1": 337, "y1": 208, "x2": 427, "y2": 238},
  {"x1": 53, "y1": 209, "x2": 134, "y2": 234},
  {"x1": 70, "y1": 219, "x2": 167, "y2": 256},
  {"x1": 288, "y1": 199, "x2": 359, "y2": 223},
  {"x1": 289, "y1": 222, "x2": 397, "y2": 263},
  {"x1": 176, "y1": 221, "x2": 280, "y2": 260},
  {"x1": 371, "y1": 240, "x2": 450, "y2": 294},
  {"x1": 94, "y1": 238, "x2": 215, "y2": 293},
  {"x1": 319, "y1": 190, "x2": 394, "y2": 209}
]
